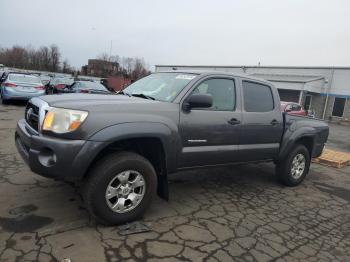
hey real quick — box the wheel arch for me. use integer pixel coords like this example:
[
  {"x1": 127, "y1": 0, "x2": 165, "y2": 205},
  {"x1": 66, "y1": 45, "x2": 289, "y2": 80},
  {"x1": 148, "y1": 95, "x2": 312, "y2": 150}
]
[
  {"x1": 278, "y1": 131, "x2": 316, "y2": 162},
  {"x1": 82, "y1": 122, "x2": 176, "y2": 200}
]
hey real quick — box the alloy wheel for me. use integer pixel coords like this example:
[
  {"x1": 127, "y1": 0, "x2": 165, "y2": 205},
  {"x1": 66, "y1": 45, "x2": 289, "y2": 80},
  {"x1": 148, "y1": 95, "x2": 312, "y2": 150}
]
[
  {"x1": 105, "y1": 170, "x2": 146, "y2": 213},
  {"x1": 290, "y1": 153, "x2": 306, "y2": 179}
]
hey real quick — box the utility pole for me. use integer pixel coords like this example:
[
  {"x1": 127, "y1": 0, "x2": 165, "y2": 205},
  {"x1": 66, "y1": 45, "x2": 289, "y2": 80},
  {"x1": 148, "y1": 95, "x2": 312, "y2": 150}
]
[{"x1": 109, "y1": 40, "x2": 113, "y2": 60}]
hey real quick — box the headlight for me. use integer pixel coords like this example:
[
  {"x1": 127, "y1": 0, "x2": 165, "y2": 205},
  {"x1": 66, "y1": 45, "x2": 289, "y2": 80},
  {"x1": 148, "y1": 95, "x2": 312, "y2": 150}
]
[{"x1": 42, "y1": 108, "x2": 88, "y2": 133}]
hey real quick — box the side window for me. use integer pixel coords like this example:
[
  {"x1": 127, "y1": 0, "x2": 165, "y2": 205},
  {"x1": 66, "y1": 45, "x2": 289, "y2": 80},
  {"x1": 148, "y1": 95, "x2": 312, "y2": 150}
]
[
  {"x1": 285, "y1": 104, "x2": 292, "y2": 111},
  {"x1": 293, "y1": 104, "x2": 301, "y2": 111},
  {"x1": 243, "y1": 81, "x2": 274, "y2": 112},
  {"x1": 191, "y1": 78, "x2": 235, "y2": 111}
]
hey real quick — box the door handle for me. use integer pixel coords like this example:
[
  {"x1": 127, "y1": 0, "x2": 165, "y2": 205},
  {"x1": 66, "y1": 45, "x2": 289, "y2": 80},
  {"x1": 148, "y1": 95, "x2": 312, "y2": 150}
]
[
  {"x1": 270, "y1": 119, "x2": 279, "y2": 125},
  {"x1": 228, "y1": 118, "x2": 241, "y2": 125}
]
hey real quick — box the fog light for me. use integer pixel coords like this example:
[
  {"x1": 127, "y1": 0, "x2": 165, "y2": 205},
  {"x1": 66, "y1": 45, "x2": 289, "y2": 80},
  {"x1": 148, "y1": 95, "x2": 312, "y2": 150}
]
[{"x1": 38, "y1": 148, "x2": 57, "y2": 167}]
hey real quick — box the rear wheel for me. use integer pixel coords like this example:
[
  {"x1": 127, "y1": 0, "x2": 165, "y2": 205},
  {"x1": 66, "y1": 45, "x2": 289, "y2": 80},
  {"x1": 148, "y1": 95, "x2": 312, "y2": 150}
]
[
  {"x1": 83, "y1": 151, "x2": 157, "y2": 225},
  {"x1": 276, "y1": 144, "x2": 310, "y2": 186}
]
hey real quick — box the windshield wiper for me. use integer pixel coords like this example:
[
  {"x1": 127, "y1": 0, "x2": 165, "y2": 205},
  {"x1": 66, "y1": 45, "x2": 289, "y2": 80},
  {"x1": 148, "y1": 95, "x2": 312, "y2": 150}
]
[
  {"x1": 116, "y1": 90, "x2": 131, "y2": 97},
  {"x1": 131, "y1": 93, "x2": 155, "y2": 100}
]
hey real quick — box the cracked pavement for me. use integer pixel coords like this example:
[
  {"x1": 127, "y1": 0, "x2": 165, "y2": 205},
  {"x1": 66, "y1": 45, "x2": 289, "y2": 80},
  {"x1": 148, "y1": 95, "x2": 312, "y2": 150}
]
[{"x1": 1, "y1": 102, "x2": 350, "y2": 261}]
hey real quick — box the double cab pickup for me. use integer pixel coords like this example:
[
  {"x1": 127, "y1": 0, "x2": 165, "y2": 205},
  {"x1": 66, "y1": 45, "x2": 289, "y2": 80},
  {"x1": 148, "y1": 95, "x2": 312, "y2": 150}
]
[{"x1": 15, "y1": 71, "x2": 329, "y2": 225}]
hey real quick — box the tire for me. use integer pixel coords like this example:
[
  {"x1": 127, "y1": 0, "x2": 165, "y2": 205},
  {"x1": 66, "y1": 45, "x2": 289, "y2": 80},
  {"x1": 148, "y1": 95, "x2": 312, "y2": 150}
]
[
  {"x1": 1, "y1": 92, "x2": 8, "y2": 104},
  {"x1": 1, "y1": 99, "x2": 8, "y2": 104},
  {"x1": 276, "y1": 144, "x2": 310, "y2": 186},
  {"x1": 83, "y1": 151, "x2": 157, "y2": 225}
]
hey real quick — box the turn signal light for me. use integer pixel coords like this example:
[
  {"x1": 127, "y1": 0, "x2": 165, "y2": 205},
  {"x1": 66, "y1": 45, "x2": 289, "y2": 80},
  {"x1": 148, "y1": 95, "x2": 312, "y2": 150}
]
[{"x1": 42, "y1": 111, "x2": 55, "y2": 130}]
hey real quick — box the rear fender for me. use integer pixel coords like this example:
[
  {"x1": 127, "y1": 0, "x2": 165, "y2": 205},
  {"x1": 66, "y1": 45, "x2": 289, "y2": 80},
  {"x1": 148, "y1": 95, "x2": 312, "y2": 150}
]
[{"x1": 278, "y1": 125, "x2": 315, "y2": 161}]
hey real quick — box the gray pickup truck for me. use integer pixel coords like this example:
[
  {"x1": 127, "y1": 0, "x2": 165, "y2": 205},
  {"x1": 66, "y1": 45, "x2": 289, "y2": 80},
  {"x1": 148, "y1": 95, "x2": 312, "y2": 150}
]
[{"x1": 15, "y1": 71, "x2": 329, "y2": 225}]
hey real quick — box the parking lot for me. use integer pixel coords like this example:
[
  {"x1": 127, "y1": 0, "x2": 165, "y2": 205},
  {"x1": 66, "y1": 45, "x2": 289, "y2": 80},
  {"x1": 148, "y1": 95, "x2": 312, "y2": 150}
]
[{"x1": 0, "y1": 102, "x2": 350, "y2": 262}]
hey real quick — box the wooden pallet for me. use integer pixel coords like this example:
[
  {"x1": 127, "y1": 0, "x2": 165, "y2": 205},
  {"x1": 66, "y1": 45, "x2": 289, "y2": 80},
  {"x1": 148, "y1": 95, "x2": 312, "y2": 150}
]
[{"x1": 312, "y1": 149, "x2": 350, "y2": 168}]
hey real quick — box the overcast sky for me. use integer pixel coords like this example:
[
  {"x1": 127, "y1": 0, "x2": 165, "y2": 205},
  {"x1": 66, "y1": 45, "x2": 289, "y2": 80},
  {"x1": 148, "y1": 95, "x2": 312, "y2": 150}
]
[{"x1": 1, "y1": 0, "x2": 350, "y2": 69}]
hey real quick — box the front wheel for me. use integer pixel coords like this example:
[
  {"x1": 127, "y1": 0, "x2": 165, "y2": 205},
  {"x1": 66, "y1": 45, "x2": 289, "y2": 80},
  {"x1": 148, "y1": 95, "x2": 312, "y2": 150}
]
[
  {"x1": 276, "y1": 144, "x2": 311, "y2": 186},
  {"x1": 83, "y1": 151, "x2": 157, "y2": 225}
]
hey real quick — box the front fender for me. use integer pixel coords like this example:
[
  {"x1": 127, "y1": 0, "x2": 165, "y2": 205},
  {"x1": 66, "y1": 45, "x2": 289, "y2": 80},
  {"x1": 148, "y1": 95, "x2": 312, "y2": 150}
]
[{"x1": 88, "y1": 122, "x2": 178, "y2": 173}]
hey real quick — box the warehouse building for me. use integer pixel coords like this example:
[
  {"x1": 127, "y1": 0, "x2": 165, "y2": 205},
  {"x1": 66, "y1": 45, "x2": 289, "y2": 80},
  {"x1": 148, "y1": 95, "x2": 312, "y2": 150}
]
[{"x1": 155, "y1": 65, "x2": 350, "y2": 121}]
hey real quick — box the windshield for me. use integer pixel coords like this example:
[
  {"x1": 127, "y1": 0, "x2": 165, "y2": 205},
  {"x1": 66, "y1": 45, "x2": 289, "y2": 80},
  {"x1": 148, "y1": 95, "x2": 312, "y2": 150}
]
[
  {"x1": 124, "y1": 73, "x2": 197, "y2": 102},
  {"x1": 9, "y1": 74, "x2": 41, "y2": 84}
]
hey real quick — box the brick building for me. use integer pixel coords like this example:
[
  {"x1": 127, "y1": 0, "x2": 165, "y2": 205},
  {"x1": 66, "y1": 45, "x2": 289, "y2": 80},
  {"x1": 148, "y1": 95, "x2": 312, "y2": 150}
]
[
  {"x1": 82, "y1": 59, "x2": 119, "y2": 77},
  {"x1": 81, "y1": 59, "x2": 132, "y2": 91},
  {"x1": 106, "y1": 76, "x2": 131, "y2": 91}
]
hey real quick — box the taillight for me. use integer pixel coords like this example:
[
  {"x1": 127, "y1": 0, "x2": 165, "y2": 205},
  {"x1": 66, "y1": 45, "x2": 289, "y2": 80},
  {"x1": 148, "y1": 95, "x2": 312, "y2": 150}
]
[
  {"x1": 4, "y1": 83, "x2": 17, "y2": 88},
  {"x1": 80, "y1": 89, "x2": 89, "y2": 93},
  {"x1": 35, "y1": 86, "x2": 45, "y2": 90},
  {"x1": 55, "y1": 84, "x2": 65, "y2": 89}
]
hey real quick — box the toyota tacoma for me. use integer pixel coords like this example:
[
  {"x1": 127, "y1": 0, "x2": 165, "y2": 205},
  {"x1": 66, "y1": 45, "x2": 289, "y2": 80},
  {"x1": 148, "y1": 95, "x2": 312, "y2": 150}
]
[{"x1": 15, "y1": 71, "x2": 329, "y2": 225}]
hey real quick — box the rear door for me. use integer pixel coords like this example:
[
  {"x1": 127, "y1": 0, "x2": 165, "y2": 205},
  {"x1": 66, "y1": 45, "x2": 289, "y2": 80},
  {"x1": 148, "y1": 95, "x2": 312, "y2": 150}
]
[
  {"x1": 238, "y1": 79, "x2": 283, "y2": 161},
  {"x1": 178, "y1": 76, "x2": 242, "y2": 167}
]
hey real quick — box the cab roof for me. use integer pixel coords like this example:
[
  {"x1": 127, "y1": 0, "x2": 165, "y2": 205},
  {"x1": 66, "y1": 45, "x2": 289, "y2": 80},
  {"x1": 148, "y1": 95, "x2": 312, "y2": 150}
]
[{"x1": 155, "y1": 70, "x2": 273, "y2": 85}]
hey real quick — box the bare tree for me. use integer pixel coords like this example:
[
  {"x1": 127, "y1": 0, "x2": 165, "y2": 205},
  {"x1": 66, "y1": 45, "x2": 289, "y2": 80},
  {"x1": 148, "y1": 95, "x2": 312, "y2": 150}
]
[
  {"x1": 97, "y1": 53, "x2": 110, "y2": 61},
  {"x1": 110, "y1": 55, "x2": 120, "y2": 64},
  {"x1": 62, "y1": 59, "x2": 72, "y2": 73},
  {"x1": 38, "y1": 46, "x2": 51, "y2": 70},
  {"x1": 131, "y1": 58, "x2": 149, "y2": 80},
  {"x1": 49, "y1": 44, "x2": 60, "y2": 72},
  {"x1": 0, "y1": 44, "x2": 70, "y2": 73},
  {"x1": 0, "y1": 44, "x2": 150, "y2": 78},
  {"x1": 122, "y1": 57, "x2": 134, "y2": 75}
]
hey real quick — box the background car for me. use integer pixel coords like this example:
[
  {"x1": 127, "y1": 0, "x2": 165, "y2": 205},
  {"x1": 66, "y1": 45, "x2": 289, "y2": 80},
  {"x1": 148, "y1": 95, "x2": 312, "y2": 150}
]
[
  {"x1": 46, "y1": 77, "x2": 74, "y2": 94},
  {"x1": 280, "y1": 101, "x2": 307, "y2": 116},
  {"x1": 40, "y1": 74, "x2": 52, "y2": 86},
  {"x1": 0, "y1": 73, "x2": 45, "y2": 104},
  {"x1": 59, "y1": 80, "x2": 111, "y2": 94}
]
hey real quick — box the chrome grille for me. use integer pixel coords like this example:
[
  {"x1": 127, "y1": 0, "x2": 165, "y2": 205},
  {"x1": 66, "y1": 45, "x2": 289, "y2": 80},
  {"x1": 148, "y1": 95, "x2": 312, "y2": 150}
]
[{"x1": 25, "y1": 102, "x2": 40, "y2": 131}]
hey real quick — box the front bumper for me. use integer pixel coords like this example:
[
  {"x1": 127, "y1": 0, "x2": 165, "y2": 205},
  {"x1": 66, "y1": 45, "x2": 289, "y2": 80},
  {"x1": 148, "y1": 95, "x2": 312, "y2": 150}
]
[{"x1": 15, "y1": 119, "x2": 105, "y2": 181}]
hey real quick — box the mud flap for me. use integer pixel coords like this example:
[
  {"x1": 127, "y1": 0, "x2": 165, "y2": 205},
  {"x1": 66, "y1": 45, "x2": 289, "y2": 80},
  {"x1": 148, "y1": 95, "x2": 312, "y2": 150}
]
[{"x1": 157, "y1": 172, "x2": 169, "y2": 201}]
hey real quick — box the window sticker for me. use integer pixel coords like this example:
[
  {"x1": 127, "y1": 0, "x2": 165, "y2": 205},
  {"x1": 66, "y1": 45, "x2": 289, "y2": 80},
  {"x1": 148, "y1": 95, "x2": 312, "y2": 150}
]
[{"x1": 176, "y1": 74, "x2": 196, "y2": 80}]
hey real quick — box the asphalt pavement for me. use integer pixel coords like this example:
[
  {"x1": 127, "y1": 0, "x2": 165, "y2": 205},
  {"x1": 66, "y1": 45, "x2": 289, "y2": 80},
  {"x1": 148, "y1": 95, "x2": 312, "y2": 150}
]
[{"x1": 0, "y1": 102, "x2": 350, "y2": 262}]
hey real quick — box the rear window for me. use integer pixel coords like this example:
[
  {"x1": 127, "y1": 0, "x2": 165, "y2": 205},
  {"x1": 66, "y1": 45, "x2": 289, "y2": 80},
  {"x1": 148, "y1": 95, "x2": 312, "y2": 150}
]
[
  {"x1": 243, "y1": 81, "x2": 274, "y2": 112},
  {"x1": 80, "y1": 81, "x2": 108, "y2": 91},
  {"x1": 9, "y1": 74, "x2": 41, "y2": 84}
]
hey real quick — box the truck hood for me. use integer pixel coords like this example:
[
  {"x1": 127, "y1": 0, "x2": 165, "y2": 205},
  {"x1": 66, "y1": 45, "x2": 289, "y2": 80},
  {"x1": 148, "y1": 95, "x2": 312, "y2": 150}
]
[
  {"x1": 40, "y1": 93, "x2": 156, "y2": 109},
  {"x1": 38, "y1": 94, "x2": 180, "y2": 140}
]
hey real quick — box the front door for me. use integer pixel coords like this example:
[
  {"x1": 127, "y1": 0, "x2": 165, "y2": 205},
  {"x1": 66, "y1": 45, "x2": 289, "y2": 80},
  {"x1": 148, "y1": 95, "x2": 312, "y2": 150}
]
[{"x1": 178, "y1": 77, "x2": 242, "y2": 168}]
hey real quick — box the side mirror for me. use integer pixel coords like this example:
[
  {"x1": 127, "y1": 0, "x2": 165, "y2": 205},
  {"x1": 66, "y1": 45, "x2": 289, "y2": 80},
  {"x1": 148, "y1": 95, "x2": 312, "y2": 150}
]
[
  {"x1": 285, "y1": 108, "x2": 292, "y2": 112},
  {"x1": 183, "y1": 94, "x2": 213, "y2": 111}
]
